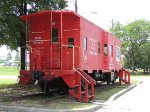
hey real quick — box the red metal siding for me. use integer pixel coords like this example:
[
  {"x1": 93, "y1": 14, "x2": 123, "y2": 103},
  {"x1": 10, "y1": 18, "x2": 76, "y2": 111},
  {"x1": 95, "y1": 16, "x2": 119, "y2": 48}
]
[
  {"x1": 80, "y1": 18, "x2": 103, "y2": 72},
  {"x1": 20, "y1": 11, "x2": 122, "y2": 73},
  {"x1": 29, "y1": 13, "x2": 51, "y2": 71},
  {"x1": 62, "y1": 13, "x2": 80, "y2": 70}
]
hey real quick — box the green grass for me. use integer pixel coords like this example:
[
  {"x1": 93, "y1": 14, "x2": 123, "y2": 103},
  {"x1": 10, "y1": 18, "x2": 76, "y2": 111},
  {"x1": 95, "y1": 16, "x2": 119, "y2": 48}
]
[
  {"x1": 131, "y1": 74, "x2": 150, "y2": 82},
  {"x1": 0, "y1": 73, "x2": 149, "y2": 109},
  {"x1": 0, "y1": 74, "x2": 145, "y2": 109},
  {"x1": 0, "y1": 78, "x2": 18, "y2": 89},
  {"x1": 95, "y1": 84, "x2": 129, "y2": 101},
  {"x1": 0, "y1": 66, "x2": 19, "y2": 75}
]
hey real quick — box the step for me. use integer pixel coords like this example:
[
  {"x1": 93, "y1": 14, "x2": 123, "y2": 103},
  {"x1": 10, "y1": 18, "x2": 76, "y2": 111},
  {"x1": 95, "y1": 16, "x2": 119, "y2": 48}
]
[
  {"x1": 74, "y1": 85, "x2": 79, "y2": 87},
  {"x1": 81, "y1": 95, "x2": 94, "y2": 103},
  {"x1": 81, "y1": 91, "x2": 85, "y2": 95},
  {"x1": 87, "y1": 95, "x2": 94, "y2": 99},
  {"x1": 82, "y1": 95, "x2": 94, "y2": 99}
]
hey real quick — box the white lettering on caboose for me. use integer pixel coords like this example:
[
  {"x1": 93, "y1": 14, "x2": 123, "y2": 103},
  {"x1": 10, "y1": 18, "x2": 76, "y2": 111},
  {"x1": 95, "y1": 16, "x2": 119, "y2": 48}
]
[
  {"x1": 90, "y1": 38, "x2": 97, "y2": 55},
  {"x1": 32, "y1": 36, "x2": 43, "y2": 44}
]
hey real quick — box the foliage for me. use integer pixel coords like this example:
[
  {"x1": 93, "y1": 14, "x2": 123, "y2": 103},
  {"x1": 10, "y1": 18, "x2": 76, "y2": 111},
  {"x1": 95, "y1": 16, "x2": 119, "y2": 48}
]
[
  {"x1": 0, "y1": 59, "x2": 4, "y2": 63},
  {"x1": 14, "y1": 51, "x2": 20, "y2": 62},
  {"x1": 27, "y1": 0, "x2": 67, "y2": 12},
  {"x1": 0, "y1": 0, "x2": 24, "y2": 49},
  {"x1": 135, "y1": 42, "x2": 150, "y2": 73},
  {"x1": 110, "y1": 21, "x2": 124, "y2": 38},
  {"x1": 6, "y1": 52, "x2": 12, "y2": 61},
  {"x1": 110, "y1": 19, "x2": 150, "y2": 74}
]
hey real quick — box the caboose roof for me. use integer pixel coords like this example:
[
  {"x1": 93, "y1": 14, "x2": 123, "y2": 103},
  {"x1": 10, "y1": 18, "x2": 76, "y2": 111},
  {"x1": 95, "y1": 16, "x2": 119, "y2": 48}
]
[
  {"x1": 20, "y1": 10, "x2": 110, "y2": 35},
  {"x1": 20, "y1": 10, "x2": 80, "y2": 21}
]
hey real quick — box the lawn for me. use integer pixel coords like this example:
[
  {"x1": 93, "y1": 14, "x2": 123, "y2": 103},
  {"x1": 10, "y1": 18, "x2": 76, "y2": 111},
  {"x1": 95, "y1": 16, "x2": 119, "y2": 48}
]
[
  {"x1": 0, "y1": 70, "x2": 149, "y2": 109},
  {"x1": 0, "y1": 66, "x2": 19, "y2": 76},
  {"x1": 0, "y1": 78, "x2": 18, "y2": 89},
  {"x1": 94, "y1": 84, "x2": 129, "y2": 101},
  {"x1": 131, "y1": 74, "x2": 150, "y2": 83}
]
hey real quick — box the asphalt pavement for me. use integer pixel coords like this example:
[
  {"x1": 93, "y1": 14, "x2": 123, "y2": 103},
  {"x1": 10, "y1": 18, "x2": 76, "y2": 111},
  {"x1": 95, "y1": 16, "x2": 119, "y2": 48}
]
[{"x1": 96, "y1": 78, "x2": 150, "y2": 112}]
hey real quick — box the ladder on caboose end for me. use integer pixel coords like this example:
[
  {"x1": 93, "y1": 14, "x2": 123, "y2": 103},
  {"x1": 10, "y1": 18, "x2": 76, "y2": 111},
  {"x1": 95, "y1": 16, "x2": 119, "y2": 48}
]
[
  {"x1": 69, "y1": 68, "x2": 96, "y2": 103},
  {"x1": 118, "y1": 68, "x2": 131, "y2": 85}
]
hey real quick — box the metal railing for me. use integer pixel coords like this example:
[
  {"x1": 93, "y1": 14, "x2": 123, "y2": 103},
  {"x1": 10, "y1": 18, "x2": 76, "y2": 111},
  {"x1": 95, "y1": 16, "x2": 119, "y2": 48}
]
[{"x1": 61, "y1": 44, "x2": 80, "y2": 70}]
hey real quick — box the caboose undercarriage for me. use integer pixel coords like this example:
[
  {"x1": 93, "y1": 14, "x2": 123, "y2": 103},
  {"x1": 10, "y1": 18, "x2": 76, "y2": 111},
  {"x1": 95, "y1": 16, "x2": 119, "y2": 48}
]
[{"x1": 19, "y1": 61, "x2": 130, "y2": 103}]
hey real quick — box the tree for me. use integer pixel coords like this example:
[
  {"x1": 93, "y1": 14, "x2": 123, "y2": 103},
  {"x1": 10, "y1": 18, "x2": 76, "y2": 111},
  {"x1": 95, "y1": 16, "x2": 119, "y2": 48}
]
[
  {"x1": 136, "y1": 42, "x2": 150, "y2": 74},
  {"x1": 110, "y1": 21, "x2": 124, "y2": 38},
  {"x1": 110, "y1": 20, "x2": 150, "y2": 74},
  {"x1": 15, "y1": 51, "x2": 20, "y2": 62},
  {"x1": 28, "y1": 0, "x2": 67, "y2": 12},
  {"x1": 0, "y1": 0, "x2": 67, "y2": 70},
  {"x1": 6, "y1": 52, "x2": 12, "y2": 61}
]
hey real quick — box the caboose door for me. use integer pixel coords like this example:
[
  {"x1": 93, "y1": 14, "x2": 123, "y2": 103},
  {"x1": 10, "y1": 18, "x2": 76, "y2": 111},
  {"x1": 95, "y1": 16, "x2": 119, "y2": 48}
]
[
  {"x1": 62, "y1": 30, "x2": 78, "y2": 70},
  {"x1": 102, "y1": 31, "x2": 109, "y2": 70},
  {"x1": 51, "y1": 28, "x2": 61, "y2": 69}
]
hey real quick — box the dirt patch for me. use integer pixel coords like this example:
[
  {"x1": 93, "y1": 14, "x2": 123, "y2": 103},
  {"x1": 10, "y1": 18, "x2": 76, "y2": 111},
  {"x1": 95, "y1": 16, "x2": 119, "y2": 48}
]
[{"x1": 0, "y1": 83, "x2": 129, "y2": 109}]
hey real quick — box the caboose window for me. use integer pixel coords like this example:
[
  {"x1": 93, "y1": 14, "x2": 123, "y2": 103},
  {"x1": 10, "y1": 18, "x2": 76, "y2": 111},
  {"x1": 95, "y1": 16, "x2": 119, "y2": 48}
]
[
  {"x1": 68, "y1": 38, "x2": 74, "y2": 48},
  {"x1": 84, "y1": 37, "x2": 87, "y2": 50},
  {"x1": 52, "y1": 28, "x2": 58, "y2": 43},
  {"x1": 104, "y1": 44, "x2": 108, "y2": 56},
  {"x1": 98, "y1": 43, "x2": 100, "y2": 54},
  {"x1": 110, "y1": 45, "x2": 113, "y2": 57},
  {"x1": 116, "y1": 46, "x2": 120, "y2": 61}
]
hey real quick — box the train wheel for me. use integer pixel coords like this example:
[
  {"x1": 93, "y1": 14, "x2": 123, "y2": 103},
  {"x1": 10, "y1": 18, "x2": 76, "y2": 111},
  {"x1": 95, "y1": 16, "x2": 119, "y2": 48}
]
[
  {"x1": 112, "y1": 79, "x2": 116, "y2": 84},
  {"x1": 106, "y1": 74, "x2": 111, "y2": 85},
  {"x1": 112, "y1": 71, "x2": 118, "y2": 84},
  {"x1": 57, "y1": 88, "x2": 69, "y2": 94},
  {"x1": 107, "y1": 79, "x2": 111, "y2": 85},
  {"x1": 38, "y1": 80, "x2": 49, "y2": 95}
]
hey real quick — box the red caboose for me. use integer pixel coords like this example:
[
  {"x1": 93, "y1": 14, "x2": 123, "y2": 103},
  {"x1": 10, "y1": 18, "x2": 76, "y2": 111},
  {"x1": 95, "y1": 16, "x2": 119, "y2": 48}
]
[{"x1": 19, "y1": 10, "x2": 130, "y2": 102}]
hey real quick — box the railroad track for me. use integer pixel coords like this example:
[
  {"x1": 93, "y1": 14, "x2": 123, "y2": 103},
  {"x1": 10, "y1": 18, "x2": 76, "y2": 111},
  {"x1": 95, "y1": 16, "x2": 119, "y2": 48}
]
[
  {"x1": 1, "y1": 84, "x2": 117, "y2": 103},
  {"x1": 2, "y1": 90, "x2": 68, "y2": 102}
]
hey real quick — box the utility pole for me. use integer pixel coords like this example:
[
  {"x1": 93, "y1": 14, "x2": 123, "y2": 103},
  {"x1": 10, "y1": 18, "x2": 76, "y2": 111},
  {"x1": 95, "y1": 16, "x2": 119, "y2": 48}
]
[
  {"x1": 111, "y1": 19, "x2": 114, "y2": 33},
  {"x1": 112, "y1": 19, "x2": 114, "y2": 32},
  {"x1": 75, "y1": 0, "x2": 78, "y2": 13}
]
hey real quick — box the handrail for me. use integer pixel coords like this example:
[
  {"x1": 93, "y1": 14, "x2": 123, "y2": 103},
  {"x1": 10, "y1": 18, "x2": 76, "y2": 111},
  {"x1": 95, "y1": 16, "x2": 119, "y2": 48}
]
[
  {"x1": 75, "y1": 69, "x2": 91, "y2": 84},
  {"x1": 76, "y1": 68, "x2": 96, "y2": 85},
  {"x1": 61, "y1": 44, "x2": 75, "y2": 69},
  {"x1": 61, "y1": 44, "x2": 80, "y2": 70},
  {"x1": 119, "y1": 68, "x2": 130, "y2": 84}
]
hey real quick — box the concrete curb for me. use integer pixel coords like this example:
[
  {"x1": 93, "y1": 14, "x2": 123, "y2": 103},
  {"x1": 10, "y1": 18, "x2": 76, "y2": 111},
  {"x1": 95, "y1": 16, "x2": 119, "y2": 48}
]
[
  {"x1": 0, "y1": 104, "x2": 102, "y2": 112},
  {"x1": 104, "y1": 81, "x2": 143, "y2": 105},
  {"x1": 93, "y1": 81, "x2": 143, "y2": 107},
  {"x1": 0, "y1": 81, "x2": 143, "y2": 112}
]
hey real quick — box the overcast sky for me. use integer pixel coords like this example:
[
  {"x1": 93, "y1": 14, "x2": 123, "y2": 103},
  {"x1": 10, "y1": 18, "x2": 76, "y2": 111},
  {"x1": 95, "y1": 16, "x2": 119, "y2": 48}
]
[{"x1": 67, "y1": 0, "x2": 150, "y2": 29}]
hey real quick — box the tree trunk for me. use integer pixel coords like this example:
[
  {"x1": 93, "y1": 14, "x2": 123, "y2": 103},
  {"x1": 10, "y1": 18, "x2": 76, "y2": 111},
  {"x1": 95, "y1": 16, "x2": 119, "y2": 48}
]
[
  {"x1": 131, "y1": 49, "x2": 135, "y2": 75},
  {"x1": 146, "y1": 68, "x2": 148, "y2": 74},
  {"x1": 20, "y1": 0, "x2": 27, "y2": 70},
  {"x1": 20, "y1": 33, "x2": 26, "y2": 70},
  {"x1": 144, "y1": 69, "x2": 145, "y2": 74},
  {"x1": 132, "y1": 66, "x2": 134, "y2": 75},
  {"x1": 129, "y1": 38, "x2": 136, "y2": 75}
]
